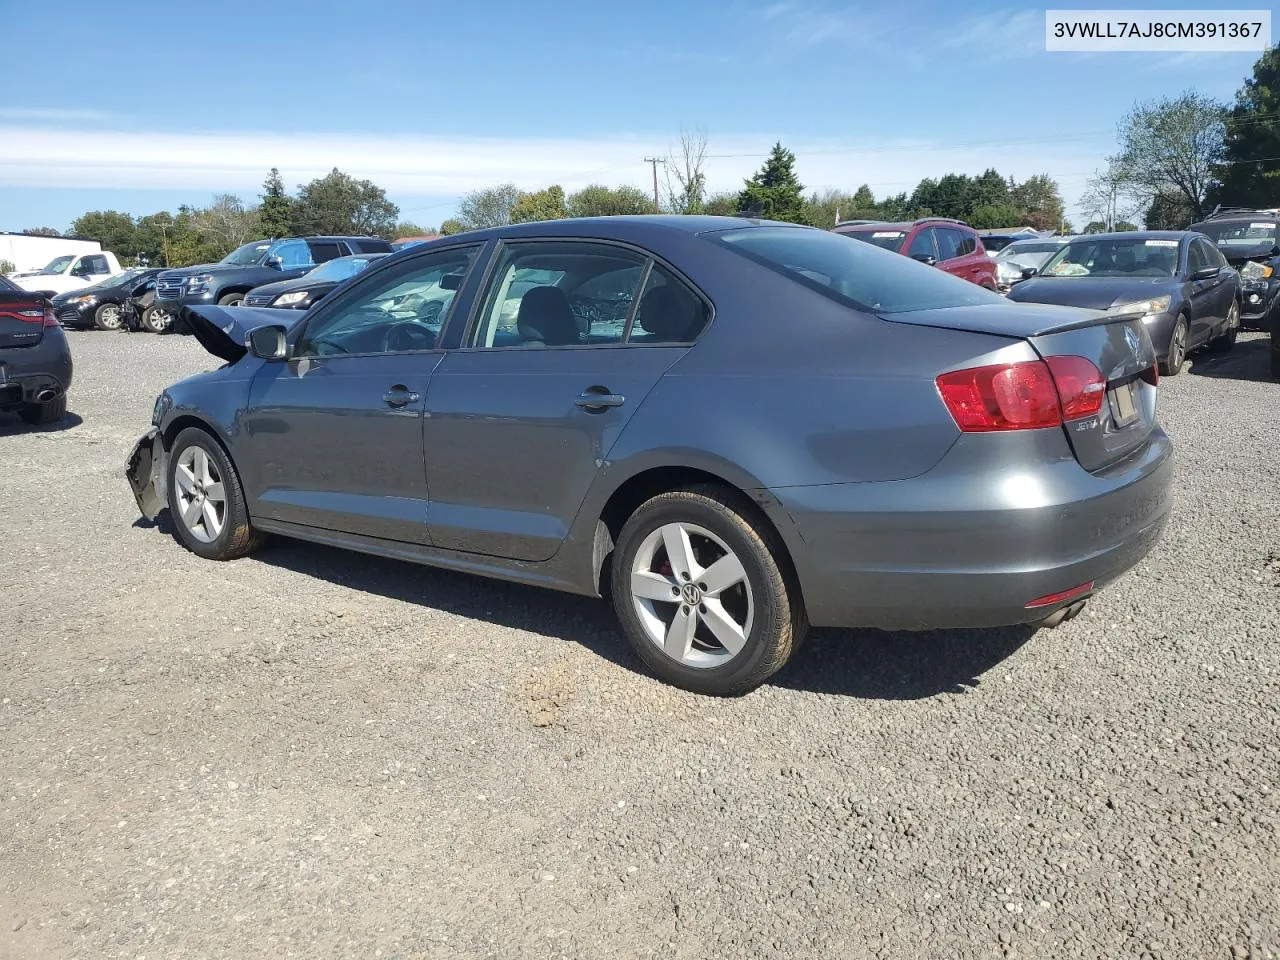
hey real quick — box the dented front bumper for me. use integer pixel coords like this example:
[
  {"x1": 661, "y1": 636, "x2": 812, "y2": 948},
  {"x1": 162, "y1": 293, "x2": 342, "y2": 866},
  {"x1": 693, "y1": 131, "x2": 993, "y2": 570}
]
[{"x1": 125, "y1": 427, "x2": 167, "y2": 520}]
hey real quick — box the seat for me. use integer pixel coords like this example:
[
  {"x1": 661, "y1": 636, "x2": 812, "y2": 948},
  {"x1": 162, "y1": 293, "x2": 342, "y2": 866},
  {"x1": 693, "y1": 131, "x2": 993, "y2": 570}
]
[
  {"x1": 634, "y1": 286, "x2": 697, "y2": 343},
  {"x1": 1113, "y1": 248, "x2": 1136, "y2": 273},
  {"x1": 516, "y1": 286, "x2": 579, "y2": 346}
]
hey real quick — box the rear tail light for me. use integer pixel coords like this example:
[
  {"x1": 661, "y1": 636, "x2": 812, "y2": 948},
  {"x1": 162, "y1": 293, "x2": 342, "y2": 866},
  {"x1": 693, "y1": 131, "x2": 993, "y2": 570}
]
[
  {"x1": 43, "y1": 306, "x2": 58, "y2": 327},
  {"x1": 1025, "y1": 580, "x2": 1094, "y2": 609},
  {"x1": 936, "y1": 356, "x2": 1107, "y2": 432},
  {"x1": 1140, "y1": 364, "x2": 1159, "y2": 386}
]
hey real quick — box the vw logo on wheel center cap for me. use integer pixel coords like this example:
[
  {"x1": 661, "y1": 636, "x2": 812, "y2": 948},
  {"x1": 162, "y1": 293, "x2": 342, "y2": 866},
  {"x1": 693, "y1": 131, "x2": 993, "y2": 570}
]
[{"x1": 681, "y1": 582, "x2": 702, "y2": 605}]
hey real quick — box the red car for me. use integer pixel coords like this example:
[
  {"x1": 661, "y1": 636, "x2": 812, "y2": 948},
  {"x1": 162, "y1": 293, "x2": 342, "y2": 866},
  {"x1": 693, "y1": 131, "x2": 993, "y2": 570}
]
[{"x1": 834, "y1": 218, "x2": 999, "y2": 290}]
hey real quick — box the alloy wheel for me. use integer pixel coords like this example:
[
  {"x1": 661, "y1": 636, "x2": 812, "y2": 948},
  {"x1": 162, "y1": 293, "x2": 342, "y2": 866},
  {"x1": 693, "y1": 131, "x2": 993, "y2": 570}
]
[
  {"x1": 173, "y1": 445, "x2": 226, "y2": 543},
  {"x1": 629, "y1": 521, "x2": 755, "y2": 669},
  {"x1": 1170, "y1": 321, "x2": 1186, "y2": 369},
  {"x1": 98, "y1": 305, "x2": 122, "y2": 329}
]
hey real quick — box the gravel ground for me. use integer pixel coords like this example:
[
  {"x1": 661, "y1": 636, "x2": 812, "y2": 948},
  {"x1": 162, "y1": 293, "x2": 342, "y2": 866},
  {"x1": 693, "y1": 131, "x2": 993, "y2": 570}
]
[{"x1": 2, "y1": 329, "x2": 1278, "y2": 960}]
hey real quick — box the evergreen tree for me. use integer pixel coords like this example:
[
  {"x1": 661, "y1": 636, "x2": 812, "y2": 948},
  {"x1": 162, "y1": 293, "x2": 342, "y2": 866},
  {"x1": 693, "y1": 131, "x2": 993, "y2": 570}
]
[
  {"x1": 259, "y1": 168, "x2": 295, "y2": 238},
  {"x1": 737, "y1": 143, "x2": 805, "y2": 222},
  {"x1": 1211, "y1": 44, "x2": 1280, "y2": 207}
]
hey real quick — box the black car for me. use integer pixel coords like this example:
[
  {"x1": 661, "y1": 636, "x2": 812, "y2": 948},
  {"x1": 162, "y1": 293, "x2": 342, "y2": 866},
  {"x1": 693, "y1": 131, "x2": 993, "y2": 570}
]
[
  {"x1": 1009, "y1": 231, "x2": 1240, "y2": 375},
  {"x1": 154, "y1": 236, "x2": 393, "y2": 331},
  {"x1": 243, "y1": 253, "x2": 390, "y2": 309},
  {"x1": 0, "y1": 274, "x2": 72, "y2": 425},
  {"x1": 51, "y1": 267, "x2": 163, "y2": 331},
  {"x1": 1188, "y1": 208, "x2": 1280, "y2": 375}
]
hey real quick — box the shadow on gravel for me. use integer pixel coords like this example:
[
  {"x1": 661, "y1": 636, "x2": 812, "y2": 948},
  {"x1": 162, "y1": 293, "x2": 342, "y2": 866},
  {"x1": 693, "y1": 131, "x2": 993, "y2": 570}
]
[
  {"x1": 0, "y1": 411, "x2": 83, "y2": 436},
  {"x1": 1187, "y1": 336, "x2": 1273, "y2": 383},
  {"x1": 239, "y1": 534, "x2": 1035, "y2": 700}
]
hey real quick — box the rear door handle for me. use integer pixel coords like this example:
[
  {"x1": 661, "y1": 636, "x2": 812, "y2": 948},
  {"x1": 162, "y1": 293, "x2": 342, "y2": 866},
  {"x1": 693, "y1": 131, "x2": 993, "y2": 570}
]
[
  {"x1": 575, "y1": 390, "x2": 625, "y2": 411},
  {"x1": 383, "y1": 385, "x2": 420, "y2": 408}
]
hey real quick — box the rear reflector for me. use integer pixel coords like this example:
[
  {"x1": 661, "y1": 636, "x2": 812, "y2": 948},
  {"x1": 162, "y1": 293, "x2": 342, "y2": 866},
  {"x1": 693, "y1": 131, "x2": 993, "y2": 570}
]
[
  {"x1": 43, "y1": 306, "x2": 58, "y2": 327},
  {"x1": 1141, "y1": 364, "x2": 1159, "y2": 386},
  {"x1": 936, "y1": 356, "x2": 1108, "y2": 432},
  {"x1": 1025, "y1": 580, "x2": 1095, "y2": 609}
]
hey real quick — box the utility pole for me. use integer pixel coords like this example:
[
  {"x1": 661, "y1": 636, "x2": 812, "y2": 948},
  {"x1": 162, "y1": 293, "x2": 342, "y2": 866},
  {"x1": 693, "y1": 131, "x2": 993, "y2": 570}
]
[{"x1": 643, "y1": 157, "x2": 665, "y2": 213}]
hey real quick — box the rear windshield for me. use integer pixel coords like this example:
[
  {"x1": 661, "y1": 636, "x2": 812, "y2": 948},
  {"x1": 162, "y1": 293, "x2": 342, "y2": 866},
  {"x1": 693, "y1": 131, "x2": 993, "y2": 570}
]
[
  {"x1": 714, "y1": 226, "x2": 1003, "y2": 314},
  {"x1": 981, "y1": 236, "x2": 1017, "y2": 252},
  {"x1": 841, "y1": 229, "x2": 908, "y2": 252},
  {"x1": 1194, "y1": 220, "x2": 1278, "y2": 247}
]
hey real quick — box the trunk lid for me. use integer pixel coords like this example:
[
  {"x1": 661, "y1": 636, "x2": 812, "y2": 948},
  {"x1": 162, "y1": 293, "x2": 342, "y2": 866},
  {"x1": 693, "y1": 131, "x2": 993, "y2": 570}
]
[
  {"x1": 0, "y1": 292, "x2": 51, "y2": 349},
  {"x1": 886, "y1": 302, "x2": 1160, "y2": 472}
]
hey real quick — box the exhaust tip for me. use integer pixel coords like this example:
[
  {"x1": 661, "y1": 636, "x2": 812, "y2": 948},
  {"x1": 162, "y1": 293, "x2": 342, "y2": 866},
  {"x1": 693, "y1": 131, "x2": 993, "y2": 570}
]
[
  {"x1": 35, "y1": 388, "x2": 58, "y2": 402},
  {"x1": 1036, "y1": 599, "x2": 1088, "y2": 630}
]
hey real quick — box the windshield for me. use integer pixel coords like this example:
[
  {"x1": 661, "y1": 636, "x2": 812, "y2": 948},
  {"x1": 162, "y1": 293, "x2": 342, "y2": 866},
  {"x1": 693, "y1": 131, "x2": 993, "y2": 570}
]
[
  {"x1": 716, "y1": 226, "x2": 1003, "y2": 314},
  {"x1": 40, "y1": 255, "x2": 75, "y2": 275},
  {"x1": 981, "y1": 236, "x2": 1018, "y2": 252},
  {"x1": 1195, "y1": 220, "x2": 1278, "y2": 248},
  {"x1": 220, "y1": 241, "x2": 272, "y2": 265},
  {"x1": 1038, "y1": 238, "x2": 1179, "y2": 279},
  {"x1": 842, "y1": 229, "x2": 909, "y2": 252},
  {"x1": 305, "y1": 256, "x2": 376, "y2": 283}
]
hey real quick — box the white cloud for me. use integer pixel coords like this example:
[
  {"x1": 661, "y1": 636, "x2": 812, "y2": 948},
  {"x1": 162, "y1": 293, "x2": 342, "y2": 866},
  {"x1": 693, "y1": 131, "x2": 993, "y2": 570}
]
[
  {"x1": 0, "y1": 107, "x2": 113, "y2": 121},
  {"x1": 0, "y1": 123, "x2": 1107, "y2": 224}
]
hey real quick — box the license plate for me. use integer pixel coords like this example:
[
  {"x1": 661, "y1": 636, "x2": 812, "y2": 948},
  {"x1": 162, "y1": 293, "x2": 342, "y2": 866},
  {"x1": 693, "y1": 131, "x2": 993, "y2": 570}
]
[{"x1": 1110, "y1": 381, "x2": 1138, "y2": 426}]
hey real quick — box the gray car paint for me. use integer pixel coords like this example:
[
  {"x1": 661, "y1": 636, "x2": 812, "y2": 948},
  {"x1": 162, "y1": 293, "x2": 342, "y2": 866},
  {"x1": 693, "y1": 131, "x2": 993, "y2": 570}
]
[
  {"x1": 129, "y1": 216, "x2": 1173, "y2": 632},
  {"x1": 0, "y1": 286, "x2": 73, "y2": 410},
  {"x1": 1008, "y1": 232, "x2": 1238, "y2": 361}
]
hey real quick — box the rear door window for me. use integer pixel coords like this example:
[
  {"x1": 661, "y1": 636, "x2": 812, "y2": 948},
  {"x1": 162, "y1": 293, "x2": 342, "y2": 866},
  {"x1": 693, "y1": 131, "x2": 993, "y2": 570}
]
[
  {"x1": 906, "y1": 229, "x2": 937, "y2": 261},
  {"x1": 1187, "y1": 239, "x2": 1209, "y2": 275},
  {"x1": 629, "y1": 266, "x2": 710, "y2": 343},
  {"x1": 934, "y1": 228, "x2": 966, "y2": 261},
  {"x1": 307, "y1": 241, "x2": 345, "y2": 264}
]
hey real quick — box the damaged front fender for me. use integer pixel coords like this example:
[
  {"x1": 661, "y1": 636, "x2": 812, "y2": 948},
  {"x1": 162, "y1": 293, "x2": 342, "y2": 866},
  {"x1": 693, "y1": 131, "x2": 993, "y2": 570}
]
[{"x1": 126, "y1": 427, "x2": 167, "y2": 520}]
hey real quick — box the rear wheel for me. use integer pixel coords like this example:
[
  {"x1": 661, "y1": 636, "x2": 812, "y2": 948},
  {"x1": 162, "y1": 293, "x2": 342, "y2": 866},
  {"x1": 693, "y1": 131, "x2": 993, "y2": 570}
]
[
  {"x1": 141, "y1": 304, "x2": 172, "y2": 333},
  {"x1": 18, "y1": 393, "x2": 67, "y2": 425},
  {"x1": 1210, "y1": 300, "x2": 1240, "y2": 352},
  {"x1": 165, "y1": 427, "x2": 265, "y2": 560},
  {"x1": 217, "y1": 292, "x2": 245, "y2": 307},
  {"x1": 1161, "y1": 314, "x2": 1188, "y2": 376},
  {"x1": 610, "y1": 485, "x2": 806, "y2": 696},
  {"x1": 92, "y1": 302, "x2": 123, "y2": 331}
]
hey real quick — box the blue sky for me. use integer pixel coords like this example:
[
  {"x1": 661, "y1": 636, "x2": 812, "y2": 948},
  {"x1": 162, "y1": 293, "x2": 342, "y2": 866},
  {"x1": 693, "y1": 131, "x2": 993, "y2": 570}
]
[{"x1": 0, "y1": 0, "x2": 1264, "y2": 232}]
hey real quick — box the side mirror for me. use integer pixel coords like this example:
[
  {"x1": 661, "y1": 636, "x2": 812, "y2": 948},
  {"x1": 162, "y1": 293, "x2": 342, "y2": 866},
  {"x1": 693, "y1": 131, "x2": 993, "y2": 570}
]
[
  {"x1": 265, "y1": 255, "x2": 284, "y2": 270},
  {"x1": 310, "y1": 289, "x2": 330, "y2": 304},
  {"x1": 1021, "y1": 266, "x2": 1039, "y2": 280},
  {"x1": 1191, "y1": 265, "x2": 1220, "y2": 281},
  {"x1": 246, "y1": 324, "x2": 289, "y2": 361},
  {"x1": 911, "y1": 254, "x2": 937, "y2": 266}
]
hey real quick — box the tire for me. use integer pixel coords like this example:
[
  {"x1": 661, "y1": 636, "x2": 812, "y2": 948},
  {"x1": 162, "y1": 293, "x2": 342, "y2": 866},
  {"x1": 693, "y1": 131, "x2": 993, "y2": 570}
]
[
  {"x1": 1210, "y1": 300, "x2": 1240, "y2": 353},
  {"x1": 141, "y1": 304, "x2": 172, "y2": 333},
  {"x1": 1160, "y1": 313, "x2": 1189, "y2": 376},
  {"x1": 18, "y1": 393, "x2": 67, "y2": 426},
  {"x1": 165, "y1": 427, "x2": 265, "y2": 561},
  {"x1": 92, "y1": 302, "x2": 124, "y2": 331},
  {"x1": 217, "y1": 292, "x2": 245, "y2": 307},
  {"x1": 610, "y1": 484, "x2": 807, "y2": 696}
]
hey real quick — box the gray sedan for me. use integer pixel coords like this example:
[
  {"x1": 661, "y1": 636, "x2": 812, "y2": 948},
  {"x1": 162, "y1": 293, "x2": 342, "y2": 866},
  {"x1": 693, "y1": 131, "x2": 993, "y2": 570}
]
[
  {"x1": 125, "y1": 217, "x2": 1173, "y2": 695},
  {"x1": 1008, "y1": 231, "x2": 1241, "y2": 375}
]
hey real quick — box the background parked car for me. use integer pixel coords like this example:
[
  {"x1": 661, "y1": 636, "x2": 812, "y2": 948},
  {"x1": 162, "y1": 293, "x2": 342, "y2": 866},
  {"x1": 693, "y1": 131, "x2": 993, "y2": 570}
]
[
  {"x1": 154, "y1": 235, "x2": 394, "y2": 331},
  {"x1": 392, "y1": 234, "x2": 441, "y2": 251},
  {"x1": 121, "y1": 274, "x2": 173, "y2": 333},
  {"x1": 0, "y1": 274, "x2": 72, "y2": 425},
  {"x1": 993, "y1": 237, "x2": 1072, "y2": 293},
  {"x1": 12, "y1": 250, "x2": 122, "y2": 295},
  {"x1": 1008, "y1": 231, "x2": 1240, "y2": 375},
  {"x1": 1187, "y1": 208, "x2": 1279, "y2": 351},
  {"x1": 976, "y1": 227, "x2": 1040, "y2": 255},
  {"x1": 244, "y1": 253, "x2": 390, "y2": 309},
  {"x1": 127, "y1": 216, "x2": 1171, "y2": 696},
  {"x1": 834, "y1": 217, "x2": 999, "y2": 289},
  {"x1": 51, "y1": 267, "x2": 163, "y2": 330}
]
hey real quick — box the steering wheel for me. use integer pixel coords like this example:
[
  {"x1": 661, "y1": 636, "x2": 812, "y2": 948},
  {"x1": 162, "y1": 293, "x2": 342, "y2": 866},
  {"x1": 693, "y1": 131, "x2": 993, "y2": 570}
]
[{"x1": 383, "y1": 322, "x2": 436, "y2": 352}]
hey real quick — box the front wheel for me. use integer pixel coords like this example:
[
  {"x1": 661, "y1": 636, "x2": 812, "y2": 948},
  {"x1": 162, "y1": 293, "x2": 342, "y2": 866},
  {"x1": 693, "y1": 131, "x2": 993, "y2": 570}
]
[
  {"x1": 165, "y1": 427, "x2": 265, "y2": 560},
  {"x1": 1160, "y1": 314, "x2": 1188, "y2": 376},
  {"x1": 141, "y1": 304, "x2": 172, "y2": 333},
  {"x1": 93, "y1": 302, "x2": 124, "y2": 331},
  {"x1": 610, "y1": 485, "x2": 806, "y2": 696},
  {"x1": 217, "y1": 293, "x2": 245, "y2": 307},
  {"x1": 1210, "y1": 300, "x2": 1240, "y2": 352}
]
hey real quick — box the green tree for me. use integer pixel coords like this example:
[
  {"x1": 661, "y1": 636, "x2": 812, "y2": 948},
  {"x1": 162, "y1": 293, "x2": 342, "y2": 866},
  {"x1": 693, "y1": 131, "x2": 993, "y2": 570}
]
[
  {"x1": 0, "y1": 259, "x2": 15, "y2": 274},
  {"x1": 1211, "y1": 44, "x2": 1280, "y2": 208},
  {"x1": 135, "y1": 211, "x2": 175, "y2": 266},
  {"x1": 967, "y1": 204, "x2": 1027, "y2": 229},
  {"x1": 1117, "y1": 91, "x2": 1227, "y2": 221},
  {"x1": 1115, "y1": 221, "x2": 1139, "y2": 231},
  {"x1": 1144, "y1": 190, "x2": 1195, "y2": 230},
  {"x1": 294, "y1": 168, "x2": 400, "y2": 236},
  {"x1": 439, "y1": 218, "x2": 469, "y2": 236},
  {"x1": 663, "y1": 127, "x2": 708, "y2": 214},
  {"x1": 1083, "y1": 220, "x2": 1109, "y2": 234},
  {"x1": 23, "y1": 226, "x2": 61, "y2": 237},
  {"x1": 70, "y1": 210, "x2": 137, "y2": 258},
  {"x1": 971, "y1": 168, "x2": 1010, "y2": 209},
  {"x1": 702, "y1": 192, "x2": 740, "y2": 217},
  {"x1": 737, "y1": 143, "x2": 805, "y2": 222},
  {"x1": 165, "y1": 205, "x2": 225, "y2": 267},
  {"x1": 259, "y1": 168, "x2": 295, "y2": 238},
  {"x1": 565, "y1": 184, "x2": 653, "y2": 217},
  {"x1": 390, "y1": 221, "x2": 436, "y2": 238},
  {"x1": 190, "y1": 194, "x2": 259, "y2": 258},
  {"x1": 802, "y1": 189, "x2": 861, "y2": 228},
  {"x1": 1011, "y1": 174, "x2": 1066, "y2": 231},
  {"x1": 511, "y1": 185, "x2": 568, "y2": 223},
  {"x1": 457, "y1": 184, "x2": 522, "y2": 229}
]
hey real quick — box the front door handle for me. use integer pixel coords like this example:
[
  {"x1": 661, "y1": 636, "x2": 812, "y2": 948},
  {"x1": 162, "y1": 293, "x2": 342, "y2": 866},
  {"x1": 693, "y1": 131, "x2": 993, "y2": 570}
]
[
  {"x1": 575, "y1": 389, "x2": 625, "y2": 411},
  {"x1": 383, "y1": 385, "x2": 419, "y2": 408}
]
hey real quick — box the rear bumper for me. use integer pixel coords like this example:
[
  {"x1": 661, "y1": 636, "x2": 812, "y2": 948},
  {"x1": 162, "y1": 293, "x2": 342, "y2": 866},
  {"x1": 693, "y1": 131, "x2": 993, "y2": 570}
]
[
  {"x1": 125, "y1": 427, "x2": 167, "y2": 519},
  {"x1": 0, "y1": 329, "x2": 74, "y2": 410},
  {"x1": 773, "y1": 427, "x2": 1174, "y2": 630}
]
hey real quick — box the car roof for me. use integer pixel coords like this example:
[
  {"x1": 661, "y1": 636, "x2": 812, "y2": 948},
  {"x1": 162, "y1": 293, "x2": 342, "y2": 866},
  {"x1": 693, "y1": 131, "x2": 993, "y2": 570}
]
[
  {"x1": 1063, "y1": 230, "x2": 1191, "y2": 242},
  {"x1": 436, "y1": 215, "x2": 808, "y2": 244}
]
